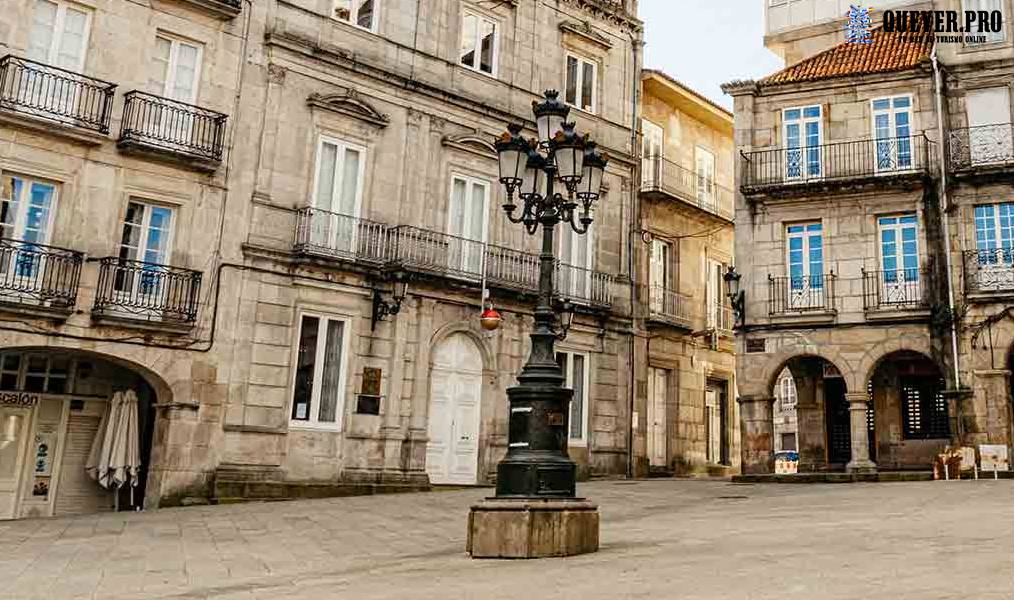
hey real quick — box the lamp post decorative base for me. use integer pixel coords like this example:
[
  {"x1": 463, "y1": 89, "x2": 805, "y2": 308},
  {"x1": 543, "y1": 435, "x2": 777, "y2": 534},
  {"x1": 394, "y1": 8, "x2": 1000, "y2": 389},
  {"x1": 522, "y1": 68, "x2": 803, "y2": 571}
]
[{"x1": 467, "y1": 498, "x2": 599, "y2": 559}]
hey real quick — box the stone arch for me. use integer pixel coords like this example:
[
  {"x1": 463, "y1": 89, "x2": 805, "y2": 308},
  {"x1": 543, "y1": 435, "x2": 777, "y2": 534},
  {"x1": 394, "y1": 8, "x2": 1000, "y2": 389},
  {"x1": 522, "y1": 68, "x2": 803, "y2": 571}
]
[
  {"x1": 427, "y1": 320, "x2": 498, "y2": 375},
  {"x1": 756, "y1": 347, "x2": 856, "y2": 398},
  {"x1": 856, "y1": 336, "x2": 938, "y2": 390}
]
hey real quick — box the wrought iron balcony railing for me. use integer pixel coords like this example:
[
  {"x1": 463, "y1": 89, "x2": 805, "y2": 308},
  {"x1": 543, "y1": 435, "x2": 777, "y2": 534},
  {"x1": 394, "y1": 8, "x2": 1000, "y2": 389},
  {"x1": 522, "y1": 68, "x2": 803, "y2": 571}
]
[
  {"x1": 708, "y1": 302, "x2": 735, "y2": 335},
  {"x1": 949, "y1": 124, "x2": 1014, "y2": 171},
  {"x1": 740, "y1": 134, "x2": 933, "y2": 191},
  {"x1": 861, "y1": 268, "x2": 930, "y2": 311},
  {"x1": 119, "y1": 91, "x2": 227, "y2": 162},
  {"x1": 294, "y1": 208, "x2": 388, "y2": 264},
  {"x1": 386, "y1": 225, "x2": 493, "y2": 283},
  {"x1": 0, "y1": 238, "x2": 82, "y2": 309},
  {"x1": 640, "y1": 156, "x2": 735, "y2": 220},
  {"x1": 645, "y1": 283, "x2": 692, "y2": 327},
  {"x1": 768, "y1": 274, "x2": 835, "y2": 314},
  {"x1": 0, "y1": 55, "x2": 116, "y2": 133},
  {"x1": 963, "y1": 249, "x2": 1014, "y2": 294},
  {"x1": 93, "y1": 257, "x2": 202, "y2": 324},
  {"x1": 557, "y1": 262, "x2": 613, "y2": 307}
]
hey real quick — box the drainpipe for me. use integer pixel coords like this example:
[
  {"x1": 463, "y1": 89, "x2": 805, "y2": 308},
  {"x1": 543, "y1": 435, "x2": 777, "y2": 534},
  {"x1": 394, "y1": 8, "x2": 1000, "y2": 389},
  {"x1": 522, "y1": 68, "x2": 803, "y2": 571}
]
[
  {"x1": 931, "y1": 44, "x2": 963, "y2": 394},
  {"x1": 626, "y1": 30, "x2": 641, "y2": 478}
]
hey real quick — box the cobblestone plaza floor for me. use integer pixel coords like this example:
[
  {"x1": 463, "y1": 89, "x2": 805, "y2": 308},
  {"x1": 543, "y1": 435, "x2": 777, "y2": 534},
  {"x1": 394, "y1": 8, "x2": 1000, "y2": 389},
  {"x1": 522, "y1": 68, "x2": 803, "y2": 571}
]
[{"x1": 2, "y1": 479, "x2": 1013, "y2": 599}]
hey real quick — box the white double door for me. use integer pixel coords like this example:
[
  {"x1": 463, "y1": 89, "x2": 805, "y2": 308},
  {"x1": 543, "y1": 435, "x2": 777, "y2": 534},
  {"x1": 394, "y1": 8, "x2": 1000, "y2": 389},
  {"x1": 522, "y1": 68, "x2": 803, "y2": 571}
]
[
  {"x1": 150, "y1": 35, "x2": 202, "y2": 145},
  {"x1": 425, "y1": 335, "x2": 482, "y2": 485}
]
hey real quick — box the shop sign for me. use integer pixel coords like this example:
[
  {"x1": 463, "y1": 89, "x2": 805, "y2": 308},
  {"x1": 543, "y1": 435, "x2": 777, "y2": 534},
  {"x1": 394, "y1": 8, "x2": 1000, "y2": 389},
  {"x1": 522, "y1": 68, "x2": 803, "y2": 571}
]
[{"x1": 0, "y1": 391, "x2": 40, "y2": 407}]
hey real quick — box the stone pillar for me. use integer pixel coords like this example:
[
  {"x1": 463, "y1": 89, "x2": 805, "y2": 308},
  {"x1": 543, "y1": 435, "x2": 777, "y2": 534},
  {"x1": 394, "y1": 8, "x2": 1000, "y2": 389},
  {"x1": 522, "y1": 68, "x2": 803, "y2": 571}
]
[
  {"x1": 968, "y1": 370, "x2": 1011, "y2": 446},
  {"x1": 737, "y1": 395, "x2": 774, "y2": 474},
  {"x1": 845, "y1": 392, "x2": 876, "y2": 473}
]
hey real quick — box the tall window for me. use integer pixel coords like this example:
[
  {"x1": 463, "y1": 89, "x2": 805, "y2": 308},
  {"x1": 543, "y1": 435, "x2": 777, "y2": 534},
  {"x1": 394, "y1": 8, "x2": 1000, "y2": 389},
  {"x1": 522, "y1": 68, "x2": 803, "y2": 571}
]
[
  {"x1": 332, "y1": 0, "x2": 376, "y2": 30},
  {"x1": 966, "y1": 87, "x2": 1012, "y2": 166},
  {"x1": 877, "y1": 215, "x2": 920, "y2": 302},
  {"x1": 447, "y1": 174, "x2": 489, "y2": 273},
  {"x1": 151, "y1": 35, "x2": 202, "y2": 104},
  {"x1": 779, "y1": 375, "x2": 797, "y2": 409},
  {"x1": 872, "y1": 96, "x2": 913, "y2": 171},
  {"x1": 559, "y1": 219, "x2": 593, "y2": 299},
  {"x1": 459, "y1": 11, "x2": 497, "y2": 75},
  {"x1": 291, "y1": 314, "x2": 349, "y2": 428},
  {"x1": 565, "y1": 53, "x2": 597, "y2": 114},
  {"x1": 706, "y1": 258, "x2": 726, "y2": 329},
  {"x1": 310, "y1": 137, "x2": 365, "y2": 254},
  {"x1": 648, "y1": 239, "x2": 672, "y2": 313},
  {"x1": 901, "y1": 377, "x2": 949, "y2": 439},
  {"x1": 641, "y1": 119, "x2": 664, "y2": 187},
  {"x1": 119, "y1": 201, "x2": 173, "y2": 266},
  {"x1": 783, "y1": 106, "x2": 822, "y2": 180},
  {"x1": 974, "y1": 203, "x2": 1014, "y2": 286},
  {"x1": 786, "y1": 222, "x2": 824, "y2": 308},
  {"x1": 27, "y1": 0, "x2": 91, "y2": 71},
  {"x1": 695, "y1": 147, "x2": 716, "y2": 208},
  {"x1": 556, "y1": 351, "x2": 589, "y2": 444},
  {"x1": 963, "y1": 0, "x2": 1005, "y2": 44},
  {"x1": 0, "y1": 174, "x2": 57, "y2": 246}
]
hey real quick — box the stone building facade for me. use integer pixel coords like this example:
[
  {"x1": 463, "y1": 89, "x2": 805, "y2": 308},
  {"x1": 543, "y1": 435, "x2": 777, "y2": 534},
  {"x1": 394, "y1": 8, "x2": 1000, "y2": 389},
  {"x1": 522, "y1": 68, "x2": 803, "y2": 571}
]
[
  {"x1": 635, "y1": 70, "x2": 738, "y2": 475},
  {"x1": 726, "y1": 0, "x2": 1014, "y2": 475},
  {"x1": 0, "y1": 0, "x2": 645, "y2": 516}
]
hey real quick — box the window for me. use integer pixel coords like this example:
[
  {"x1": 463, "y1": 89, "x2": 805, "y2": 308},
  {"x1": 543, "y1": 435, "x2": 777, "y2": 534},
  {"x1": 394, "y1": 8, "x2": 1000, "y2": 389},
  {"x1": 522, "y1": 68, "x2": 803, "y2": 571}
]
[
  {"x1": 706, "y1": 258, "x2": 726, "y2": 329},
  {"x1": 291, "y1": 314, "x2": 349, "y2": 428},
  {"x1": 706, "y1": 382, "x2": 728, "y2": 465},
  {"x1": 460, "y1": 10, "x2": 497, "y2": 75},
  {"x1": 973, "y1": 203, "x2": 1014, "y2": 285},
  {"x1": 695, "y1": 147, "x2": 716, "y2": 208},
  {"x1": 309, "y1": 137, "x2": 366, "y2": 254},
  {"x1": 641, "y1": 119, "x2": 664, "y2": 187},
  {"x1": 783, "y1": 106, "x2": 822, "y2": 180},
  {"x1": 785, "y1": 223, "x2": 824, "y2": 308},
  {"x1": 556, "y1": 352, "x2": 589, "y2": 443},
  {"x1": 966, "y1": 87, "x2": 1012, "y2": 165},
  {"x1": 332, "y1": 0, "x2": 376, "y2": 30},
  {"x1": 119, "y1": 201, "x2": 173, "y2": 266},
  {"x1": 963, "y1": 0, "x2": 1005, "y2": 44},
  {"x1": 565, "y1": 53, "x2": 597, "y2": 114},
  {"x1": 559, "y1": 218, "x2": 594, "y2": 299},
  {"x1": 872, "y1": 96, "x2": 913, "y2": 171},
  {"x1": 27, "y1": 0, "x2": 91, "y2": 71},
  {"x1": 901, "y1": 377, "x2": 949, "y2": 439},
  {"x1": 151, "y1": 35, "x2": 202, "y2": 104},
  {"x1": 0, "y1": 352, "x2": 72, "y2": 394},
  {"x1": 447, "y1": 174, "x2": 489, "y2": 273},
  {"x1": 0, "y1": 174, "x2": 57, "y2": 245},
  {"x1": 779, "y1": 375, "x2": 797, "y2": 409},
  {"x1": 648, "y1": 239, "x2": 672, "y2": 312},
  {"x1": 877, "y1": 215, "x2": 920, "y2": 301}
]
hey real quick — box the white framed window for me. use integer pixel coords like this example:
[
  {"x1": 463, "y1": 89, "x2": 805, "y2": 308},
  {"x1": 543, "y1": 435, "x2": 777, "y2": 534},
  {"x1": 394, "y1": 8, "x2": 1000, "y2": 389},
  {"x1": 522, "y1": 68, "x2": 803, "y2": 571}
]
[
  {"x1": 871, "y1": 95, "x2": 913, "y2": 171},
  {"x1": 641, "y1": 119, "x2": 664, "y2": 187},
  {"x1": 783, "y1": 105, "x2": 822, "y2": 180},
  {"x1": 706, "y1": 258, "x2": 726, "y2": 329},
  {"x1": 695, "y1": 146, "x2": 716, "y2": 208},
  {"x1": 565, "y1": 53, "x2": 597, "y2": 114},
  {"x1": 447, "y1": 173, "x2": 490, "y2": 274},
  {"x1": 332, "y1": 0, "x2": 377, "y2": 31},
  {"x1": 966, "y1": 87, "x2": 1012, "y2": 166},
  {"x1": 556, "y1": 351, "x2": 590, "y2": 444},
  {"x1": 0, "y1": 173, "x2": 58, "y2": 246},
  {"x1": 877, "y1": 214, "x2": 921, "y2": 305},
  {"x1": 459, "y1": 10, "x2": 497, "y2": 76},
  {"x1": 963, "y1": 0, "x2": 1005, "y2": 44},
  {"x1": 290, "y1": 313, "x2": 351, "y2": 429},
  {"x1": 779, "y1": 375, "x2": 797, "y2": 409},
  {"x1": 309, "y1": 136, "x2": 366, "y2": 254},
  {"x1": 118, "y1": 201, "x2": 174, "y2": 266},
  {"x1": 785, "y1": 222, "x2": 825, "y2": 309},
  {"x1": 27, "y1": 0, "x2": 91, "y2": 71},
  {"x1": 151, "y1": 34, "x2": 202, "y2": 104},
  {"x1": 648, "y1": 238, "x2": 673, "y2": 314},
  {"x1": 558, "y1": 218, "x2": 594, "y2": 300}
]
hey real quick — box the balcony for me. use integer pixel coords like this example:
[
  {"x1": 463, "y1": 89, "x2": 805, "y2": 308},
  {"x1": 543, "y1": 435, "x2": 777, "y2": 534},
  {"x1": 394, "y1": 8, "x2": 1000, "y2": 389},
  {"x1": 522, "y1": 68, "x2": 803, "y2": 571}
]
[
  {"x1": 949, "y1": 124, "x2": 1014, "y2": 175},
  {"x1": 0, "y1": 239, "x2": 82, "y2": 317},
  {"x1": 645, "y1": 284, "x2": 693, "y2": 328},
  {"x1": 708, "y1": 302, "x2": 735, "y2": 336},
  {"x1": 963, "y1": 249, "x2": 1014, "y2": 298},
  {"x1": 740, "y1": 135, "x2": 933, "y2": 197},
  {"x1": 92, "y1": 258, "x2": 202, "y2": 327},
  {"x1": 118, "y1": 91, "x2": 227, "y2": 170},
  {"x1": 768, "y1": 274, "x2": 836, "y2": 316},
  {"x1": 294, "y1": 208, "x2": 388, "y2": 265},
  {"x1": 172, "y1": 0, "x2": 242, "y2": 19},
  {"x1": 861, "y1": 268, "x2": 931, "y2": 313},
  {"x1": 556, "y1": 263, "x2": 613, "y2": 309},
  {"x1": 640, "y1": 156, "x2": 734, "y2": 221},
  {"x1": 0, "y1": 55, "x2": 116, "y2": 142}
]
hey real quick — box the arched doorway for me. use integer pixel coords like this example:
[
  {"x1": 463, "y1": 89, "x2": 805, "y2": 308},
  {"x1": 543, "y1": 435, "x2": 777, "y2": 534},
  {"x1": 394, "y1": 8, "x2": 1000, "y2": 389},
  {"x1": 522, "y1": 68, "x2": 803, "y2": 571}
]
[
  {"x1": 0, "y1": 349, "x2": 161, "y2": 519},
  {"x1": 769, "y1": 356, "x2": 849, "y2": 471},
  {"x1": 868, "y1": 350, "x2": 947, "y2": 469},
  {"x1": 425, "y1": 333, "x2": 483, "y2": 485}
]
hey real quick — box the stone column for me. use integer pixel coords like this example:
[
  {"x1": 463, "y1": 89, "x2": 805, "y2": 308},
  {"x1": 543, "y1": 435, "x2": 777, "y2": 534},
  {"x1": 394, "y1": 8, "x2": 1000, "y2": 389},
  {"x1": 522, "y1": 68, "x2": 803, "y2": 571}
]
[
  {"x1": 737, "y1": 395, "x2": 775, "y2": 474},
  {"x1": 845, "y1": 392, "x2": 876, "y2": 473}
]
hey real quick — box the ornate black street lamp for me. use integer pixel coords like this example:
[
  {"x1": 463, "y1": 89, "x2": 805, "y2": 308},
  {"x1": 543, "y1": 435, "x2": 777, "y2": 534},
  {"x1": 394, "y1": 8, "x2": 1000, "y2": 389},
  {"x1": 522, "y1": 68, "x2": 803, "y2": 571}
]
[{"x1": 491, "y1": 90, "x2": 607, "y2": 499}]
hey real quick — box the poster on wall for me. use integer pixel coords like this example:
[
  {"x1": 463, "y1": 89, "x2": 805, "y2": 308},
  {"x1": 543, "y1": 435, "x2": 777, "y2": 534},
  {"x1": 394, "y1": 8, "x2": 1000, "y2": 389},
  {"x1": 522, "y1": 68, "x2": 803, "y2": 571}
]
[
  {"x1": 32, "y1": 429, "x2": 57, "y2": 500},
  {"x1": 979, "y1": 445, "x2": 1009, "y2": 472}
]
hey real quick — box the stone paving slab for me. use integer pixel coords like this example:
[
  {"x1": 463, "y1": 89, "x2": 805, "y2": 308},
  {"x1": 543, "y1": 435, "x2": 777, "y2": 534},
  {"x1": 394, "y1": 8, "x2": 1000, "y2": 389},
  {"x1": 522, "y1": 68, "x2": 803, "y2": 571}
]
[{"x1": 1, "y1": 479, "x2": 1013, "y2": 599}]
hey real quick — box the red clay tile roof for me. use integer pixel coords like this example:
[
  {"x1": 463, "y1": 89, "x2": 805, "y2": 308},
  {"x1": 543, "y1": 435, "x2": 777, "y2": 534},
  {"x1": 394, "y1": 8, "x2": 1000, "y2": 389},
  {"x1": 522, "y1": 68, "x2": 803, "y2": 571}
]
[{"x1": 760, "y1": 28, "x2": 932, "y2": 86}]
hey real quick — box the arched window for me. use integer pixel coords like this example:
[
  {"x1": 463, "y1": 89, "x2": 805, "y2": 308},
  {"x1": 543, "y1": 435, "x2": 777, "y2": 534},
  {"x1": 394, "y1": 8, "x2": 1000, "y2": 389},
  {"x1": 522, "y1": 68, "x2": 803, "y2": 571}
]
[{"x1": 779, "y1": 374, "x2": 796, "y2": 409}]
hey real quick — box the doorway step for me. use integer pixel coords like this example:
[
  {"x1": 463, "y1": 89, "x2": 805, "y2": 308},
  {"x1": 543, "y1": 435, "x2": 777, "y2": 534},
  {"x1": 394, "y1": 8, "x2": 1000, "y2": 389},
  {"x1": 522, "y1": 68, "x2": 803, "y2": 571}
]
[{"x1": 212, "y1": 465, "x2": 431, "y2": 504}]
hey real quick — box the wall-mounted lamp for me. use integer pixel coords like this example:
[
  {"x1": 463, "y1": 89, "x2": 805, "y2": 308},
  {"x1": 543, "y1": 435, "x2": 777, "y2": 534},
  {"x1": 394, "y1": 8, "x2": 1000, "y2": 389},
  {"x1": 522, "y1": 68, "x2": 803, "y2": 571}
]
[
  {"x1": 556, "y1": 299, "x2": 575, "y2": 341},
  {"x1": 371, "y1": 278, "x2": 409, "y2": 330},
  {"x1": 723, "y1": 265, "x2": 745, "y2": 329}
]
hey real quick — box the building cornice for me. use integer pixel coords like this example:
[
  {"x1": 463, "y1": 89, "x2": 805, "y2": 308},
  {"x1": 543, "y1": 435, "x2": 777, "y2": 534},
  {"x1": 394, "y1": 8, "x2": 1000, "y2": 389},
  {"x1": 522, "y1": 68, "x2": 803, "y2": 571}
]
[
  {"x1": 556, "y1": 0, "x2": 643, "y2": 34},
  {"x1": 559, "y1": 20, "x2": 613, "y2": 49},
  {"x1": 307, "y1": 89, "x2": 390, "y2": 128}
]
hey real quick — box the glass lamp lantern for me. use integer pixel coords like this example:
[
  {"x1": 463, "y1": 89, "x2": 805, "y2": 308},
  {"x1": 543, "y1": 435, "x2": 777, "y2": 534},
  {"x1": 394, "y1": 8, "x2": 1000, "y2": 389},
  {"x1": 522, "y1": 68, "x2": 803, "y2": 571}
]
[
  {"x1": 576, "y1": 141, "x2": 607, "y2": 207},
  {"x1": 519, "y1": 147, "x2": 546, "y2": 201},
  {"x1": 532, "y1": 90, "x2": 570, "y2": 147},
  {"x1": 552, "y1": 123, "x2": 586, "y2": 187},
  {"x1": 495, "y1": 123, "x2": 529, "y2": 196}
]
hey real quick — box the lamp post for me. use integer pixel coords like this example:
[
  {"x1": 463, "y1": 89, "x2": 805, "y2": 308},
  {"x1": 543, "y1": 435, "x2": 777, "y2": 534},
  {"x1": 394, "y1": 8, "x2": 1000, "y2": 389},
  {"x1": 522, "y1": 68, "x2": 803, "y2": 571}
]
[
  {"x1": 723, "y1": 266, "x2": 744, "y2": 328},
  {"x1": 467, "y1": 90, "x2": 607, "y2": 559}
]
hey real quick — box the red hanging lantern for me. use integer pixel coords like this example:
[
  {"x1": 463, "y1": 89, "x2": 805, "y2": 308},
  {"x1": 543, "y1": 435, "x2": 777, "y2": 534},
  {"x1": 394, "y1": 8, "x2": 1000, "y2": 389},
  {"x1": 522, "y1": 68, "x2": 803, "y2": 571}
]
[{"x1": 480, "y1": 307, "x2": 502, "y2": 331}]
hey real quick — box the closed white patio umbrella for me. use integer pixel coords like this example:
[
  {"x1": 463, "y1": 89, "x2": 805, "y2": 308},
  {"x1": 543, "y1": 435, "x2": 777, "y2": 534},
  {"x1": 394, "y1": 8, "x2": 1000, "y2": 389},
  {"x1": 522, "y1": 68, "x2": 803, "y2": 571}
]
[
  {"x1": 85, "y1": 390, "x2": 142, "y2": 508},
  {"x1": 86, "y1": 390, "x2": 122, "y2": 489}
]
